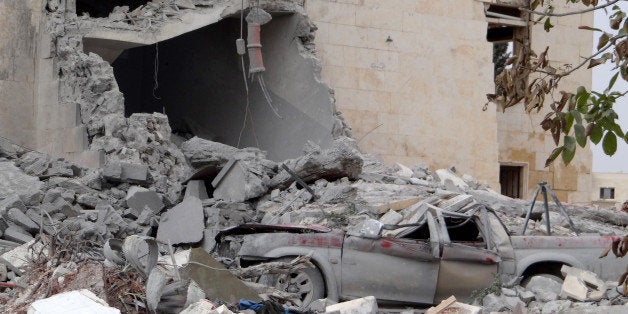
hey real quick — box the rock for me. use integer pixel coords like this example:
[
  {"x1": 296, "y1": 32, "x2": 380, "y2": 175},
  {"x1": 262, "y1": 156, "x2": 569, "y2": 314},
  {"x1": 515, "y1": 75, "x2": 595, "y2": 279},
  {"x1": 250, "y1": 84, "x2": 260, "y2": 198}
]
[
  {"x1": 482, "y1": 293, "x2": 507, "y2": 313},
  {"x1": 76, "y1": 193, "x2": 101, "y2": 208},
  {"x1": 3, "y1": 225, "x2": 34, "y2": 243},
  {"x1": 0, "y1": 195, "x2": 26, "y2": 212},
  {"x1": 379, "y1": 210, "x2": 403, "y2": 225},
  {"x1": 541, "y1": 300, "x2": 572, "y2": 314},
  {"x1": 5, "y1": 208, "x2": 39, "y2": 233},
  {"x1": 518, "y1": 289, "x2": 536, "y2": 304},
  {"x1": 561, "y1": 275, "x2": 588, "y2": 302},
  {"x1": 317, "y1": 185, "x2": 357, "y2": 204},
  {"x1": 28, "y1": 289, "x2": 120, "y2": 314},
  {"x1": 212, "y1": 160, "x2": 268, "y2": 202},
  {"x1": 393, "y1": 163, "x2": 413, "y2": 178},
  {"x1": 17, "y1": 152, "x2": 50, "y2": 177},
  {"x1": 157, "y1": 197, "x2": 204, "y2": 245},
  {"x1": 175, "y1": 0, "x2": 196, "y2": 9},
  {"x1": 103, "y1": 161, "x2": 149, "y2": 184},
  {"x1": 325, "y1": 296, "x2": 377, "y2": 314},
  {"x1": 125, "y1": 186, "x2": 164, "y2": 214},
  {"x1": 180, "y1": 300, "x2": 217, "y2": 314},
  {"x1": 18, "y1": 189, "x2": 43, "y2": 206},
  {"x1": 270, "y1": 137, "x2": 363, "y2": 190},
  {"x1": 524, "y1": 275, "x2": 563, "y2": 302},
  {"x1": 434, "y1": 168, "x2": 469, "y2": 191},
  {"x1": 437, "y1": 194, "x2": 474, "y2": 212},
  {"x1": 181, "y1": 137, "x2": 238, "y2": 169},
  {"x1": 0, "y1": 239, "x2": 43, "y2": 270},
  {"x1": 310, "y1": 299, "x2": 337, "y2": 313},
  {"x1": 560, "y1": 265, "x2": 606, "y2": 301}
]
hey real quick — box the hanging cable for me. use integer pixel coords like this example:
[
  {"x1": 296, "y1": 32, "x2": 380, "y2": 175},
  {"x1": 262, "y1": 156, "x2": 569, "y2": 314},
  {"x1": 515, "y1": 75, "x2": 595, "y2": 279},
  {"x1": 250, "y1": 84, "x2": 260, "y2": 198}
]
[{"x1": 152, "y1": 42, "x2": 161, "y2": 100}]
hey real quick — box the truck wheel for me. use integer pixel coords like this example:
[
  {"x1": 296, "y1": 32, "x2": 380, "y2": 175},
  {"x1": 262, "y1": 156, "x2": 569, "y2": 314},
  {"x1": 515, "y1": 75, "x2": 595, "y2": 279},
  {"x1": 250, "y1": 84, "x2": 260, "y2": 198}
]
[{"x1": 257, "y1": 257, "x2": 325, "y2": 307}]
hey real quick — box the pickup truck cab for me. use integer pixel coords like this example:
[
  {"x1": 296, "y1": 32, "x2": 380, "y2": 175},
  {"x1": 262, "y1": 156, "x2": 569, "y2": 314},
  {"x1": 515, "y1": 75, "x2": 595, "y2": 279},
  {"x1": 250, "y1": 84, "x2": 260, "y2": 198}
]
[{"x1": 216, "y1": 204, "x2": 624, "y2": 306}]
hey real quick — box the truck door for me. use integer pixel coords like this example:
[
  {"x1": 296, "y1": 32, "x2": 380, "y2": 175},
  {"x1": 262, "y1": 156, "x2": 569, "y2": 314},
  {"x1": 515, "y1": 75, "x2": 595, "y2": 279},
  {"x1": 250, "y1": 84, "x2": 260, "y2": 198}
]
[
  {"x1": 341, "y1": 213, "x2": 441, "y2": 304},
  {"x1": 434, "y1": 213, "x2": 500, "y2": 302}
]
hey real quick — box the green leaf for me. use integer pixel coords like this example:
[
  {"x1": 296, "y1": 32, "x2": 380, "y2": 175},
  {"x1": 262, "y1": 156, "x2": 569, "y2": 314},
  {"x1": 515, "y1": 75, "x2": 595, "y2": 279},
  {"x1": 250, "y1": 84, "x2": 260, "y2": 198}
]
[
  {"x1": 574, "y1": 124, "x2": 587, "y2": 148},
  {"x1": 607, "y1": 72, "x2": 620, "y2": 92},
  {"x1": 602, "y1": 132, "x2": 618, "y2": 156},
  {"x1": 564, "y1": 135, "x2": 576, "y2": 153},
  {"x1": 578, "y1": 25, "x2": 603, "y2": 32},
  {"x1": 544, "y1": 18, "x2": 554, "y2": 32},
  {"x1": 545, "y1": 146, "x2": 564, "y2": 167},
  {"x1": 590, "y1": 123, "x2": 604, "y2": 144},
  {"x1": 561, "y1": 145, "x2": 576, "y2": 165},
  {"x1": 563, "y1": 112, "x2": 574, "y2": 133},
  {"x1": 625, "y1": 131, "x2": 628, "y2": 144},
  {"x1": 572, "y1": 110, "x2": 582, "y2": 124}
]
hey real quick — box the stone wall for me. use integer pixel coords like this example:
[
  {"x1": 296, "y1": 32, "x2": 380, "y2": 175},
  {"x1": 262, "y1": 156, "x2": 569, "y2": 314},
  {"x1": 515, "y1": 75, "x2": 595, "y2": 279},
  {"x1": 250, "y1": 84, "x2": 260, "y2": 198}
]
[
  {"x1": 306, "y1": 0, "x2": 501, "y2": 188},
  {"x1": 591, "y1": 173, "x2": 628, "y2": 207},
  {"x1": 0, "y1": 0, "x2": 42, "y2": 149},
  {"x1": 497, "y1": 1, "x2": 594, "y2": 203}
]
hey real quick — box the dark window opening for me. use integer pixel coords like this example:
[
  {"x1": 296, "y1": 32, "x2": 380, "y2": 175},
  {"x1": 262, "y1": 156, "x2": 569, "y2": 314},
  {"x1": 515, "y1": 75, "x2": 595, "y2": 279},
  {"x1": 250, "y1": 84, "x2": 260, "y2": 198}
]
[
  {"x1": 400, "y1": 222, "x2": 430, "y2": 240},
  {"x1": 600, "y1": 187, "x2": 615, "y2": 199},
  {"x1": 443, "y1": 216, "x2": 485, "y2": 247},
  {"x1": 500, "y1": 165, "x2": 523, "y2": 198},
  {"x1": 76, "y1": 0, "x2": 150, "y2": 18},
  {"x1": 485, "y1": 3, "x2": 526, "y2": 43}
]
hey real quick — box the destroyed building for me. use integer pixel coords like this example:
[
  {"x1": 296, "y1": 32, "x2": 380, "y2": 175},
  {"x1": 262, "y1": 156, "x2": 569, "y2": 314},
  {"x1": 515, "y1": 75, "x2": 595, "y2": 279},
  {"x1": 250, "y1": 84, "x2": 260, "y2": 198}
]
[{"x1": 0, "y1": 0, "x2": 595, "y2": 202}]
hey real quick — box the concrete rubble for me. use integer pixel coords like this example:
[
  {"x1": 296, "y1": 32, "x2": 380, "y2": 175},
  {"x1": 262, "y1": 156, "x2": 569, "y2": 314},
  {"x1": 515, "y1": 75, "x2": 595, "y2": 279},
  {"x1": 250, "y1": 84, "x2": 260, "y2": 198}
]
[{"x1": 0, "y1": 0, "x2": 625, "y2": 313}]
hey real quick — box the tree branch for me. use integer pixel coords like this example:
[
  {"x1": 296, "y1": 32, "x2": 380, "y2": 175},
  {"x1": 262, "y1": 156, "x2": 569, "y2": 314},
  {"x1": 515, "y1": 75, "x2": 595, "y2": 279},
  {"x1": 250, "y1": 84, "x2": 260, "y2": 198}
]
[{"x1": 521, "y1": 0, "x2": 621, "y2": 17}]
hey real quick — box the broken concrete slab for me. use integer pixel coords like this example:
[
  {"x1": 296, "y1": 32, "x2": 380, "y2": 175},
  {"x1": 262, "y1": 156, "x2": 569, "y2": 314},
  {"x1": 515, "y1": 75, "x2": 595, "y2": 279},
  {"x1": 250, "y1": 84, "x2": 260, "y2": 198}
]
[
  {"x1": 561, "y1": 265, "x2": 606, "y2": 301},
  {"x1": 180, "y1": 299, "x2": 217, "y2": 314},
  {"x1": 5, "y1": 208, "x2": 39, "y2": 233},
  {"x1": 1, "y1": 239, "x2": 44, "y2": 271},
  {"x1": 325, "y1": 296, "x2": 377, "y2": 314},
  {"x1": 434, "y1": 168, "x2": 469, "y2": 191},
  {"x1": 270, "y1": 137, "x2": 363, "y2": 190},
  {"x1": 184, "y1": 180, "x2": 209, "y2": 200},
  {"x1": 181, "y1": 137, "x2": 238, "y2": 169},
  {"x1": 157, "y1": 196, "x2": 204, "y2": 245},
  {"x1": 562, "y1": 275, "x2": 588, "y2": 302},
  {"x1": 212, "y1": 159, "x2": 268, "y2": 202},
  {"x1": 179, "y1": 248, "x2": 260, "y2": 304},
  {"x1": 427, "y1": 295, "x2": 480, "y2": 314},
  {"x1": 125, "y1": 186, "x2": 164, "y2": 214},
  {"x1": 103, "y1": 161, "x2": 149, "y2": 184},
  {"x1": 437, "y1": 194, "x2": 474, "y2": 212},
  {"x1": 379, "y1": 210, "x2": 403, "y2": 225},
  {"x1": 28, "y1": 289, "x2": 120, "y2": 314},
  {"x1": 3, "y1": 225, "x2": 34, "y2": 244},
  {"x1": 524, "y1": 275, "x2": 562, "y2": 302},
  {"x1": 0, "y1": 195, "x2": 26, "y2": 212}
]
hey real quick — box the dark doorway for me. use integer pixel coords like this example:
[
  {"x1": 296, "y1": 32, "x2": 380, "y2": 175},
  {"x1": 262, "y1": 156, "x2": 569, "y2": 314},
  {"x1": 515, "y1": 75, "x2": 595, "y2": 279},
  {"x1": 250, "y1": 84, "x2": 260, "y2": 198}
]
[{"x1": 500, "y1": 165, "x2": 523, "y2": 198}]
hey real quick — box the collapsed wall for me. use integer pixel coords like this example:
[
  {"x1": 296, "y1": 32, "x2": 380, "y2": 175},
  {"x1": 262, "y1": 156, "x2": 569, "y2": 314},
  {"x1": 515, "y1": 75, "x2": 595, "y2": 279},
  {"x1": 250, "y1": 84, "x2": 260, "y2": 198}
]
[{"x1": 53, "y1": 0, "x2": 350, "y2": 165}]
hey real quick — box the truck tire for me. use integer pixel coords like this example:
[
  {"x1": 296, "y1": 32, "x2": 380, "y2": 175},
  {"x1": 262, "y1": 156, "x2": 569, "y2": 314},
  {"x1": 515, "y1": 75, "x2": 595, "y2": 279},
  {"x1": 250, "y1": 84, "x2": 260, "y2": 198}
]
[{"x1": 257, "y1": 257, "x2": 325, "y2": 307}]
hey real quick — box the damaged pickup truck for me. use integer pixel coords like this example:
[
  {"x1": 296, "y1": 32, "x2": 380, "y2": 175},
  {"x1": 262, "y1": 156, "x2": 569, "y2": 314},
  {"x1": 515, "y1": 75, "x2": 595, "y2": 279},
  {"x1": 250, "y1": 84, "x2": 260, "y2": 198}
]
[{"x1": 215, "y1": 203, "x2": 625, "y2": 306}]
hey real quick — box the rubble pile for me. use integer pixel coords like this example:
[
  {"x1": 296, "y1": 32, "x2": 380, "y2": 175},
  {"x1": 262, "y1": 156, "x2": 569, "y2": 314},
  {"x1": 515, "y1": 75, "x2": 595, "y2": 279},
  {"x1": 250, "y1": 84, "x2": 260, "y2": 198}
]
[
  {"x1": 0, "y1": 1, "x2": 626, "y2": 313},
  {"x1": 1, "y1": 130, "x2": 628, "y2": 312}
]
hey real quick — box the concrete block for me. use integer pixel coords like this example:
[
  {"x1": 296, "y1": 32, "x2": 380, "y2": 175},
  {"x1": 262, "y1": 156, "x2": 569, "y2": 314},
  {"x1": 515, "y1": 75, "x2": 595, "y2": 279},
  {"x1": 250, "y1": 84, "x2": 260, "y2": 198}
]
[
  {"x1": 561, "y1": 265, "x2": 605, "y2": 290},
  {"x1": 103, "y1": 162, "x2": 148, "y2": 184},
  {"x1": 61, "y1": 126, "x2": 89, "y2": 153},
  {"x1": 64, "y1": 150, "x2": 105, "y2": 169},
  {"x1": 437, "y1": 194, "x2": 474, "y2": 212},
  {"x1": 0, "y1": 195, "x2": 26, "y2": 212},
  {"x1": 28, "y1": 289, "x2": 120, "y2": 314},
  {"x1": 5, "y1": 208, "x2": 39, "y2": 233},
  {"x1": 379, "y1": 209, "x2": 403, "y2": 225},
  {"x1": 325, "y1": 296, "x2": 378, "y2": 314},
  {"x1": 157, "y1": 197, "x2": 204, "y2": 245},
  {"x1": 561, "y1": 275, "x2": 588, "y2": 302},
  {"x1": 180, "y1": 300, "x2": 217, "y2": 314},
  {"x1": 3, "y1": 225, "x2": 34, "y2": 244},
  {"x1": 126, "y1": 186, "x2": 164, "y2": 214},
  {"x1": 434, "y1": 169, "x2": 469, "y2": 191},
  {"x1": 184, "y1": 180, "x2": 209, "y2": 200}
]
